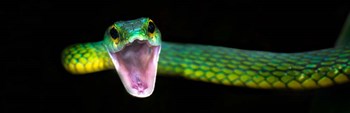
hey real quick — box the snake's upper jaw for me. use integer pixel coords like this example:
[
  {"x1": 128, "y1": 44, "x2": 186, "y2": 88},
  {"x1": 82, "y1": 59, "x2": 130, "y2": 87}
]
[{"x1": 108, "y1": 40, "x2": 161, "y2": 98}]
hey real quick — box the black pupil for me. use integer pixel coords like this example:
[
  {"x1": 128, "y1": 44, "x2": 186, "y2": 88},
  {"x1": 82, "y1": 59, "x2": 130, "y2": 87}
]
[
  {"x1": 148, "y1": 21, "x2": 155, "y2": 33},
  {"x1": 110, "y1": 27, "x2": 119, "y2": 39}
]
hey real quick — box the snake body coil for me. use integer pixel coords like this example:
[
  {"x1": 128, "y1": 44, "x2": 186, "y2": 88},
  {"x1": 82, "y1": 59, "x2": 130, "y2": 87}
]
[{"x1": 63, "y1": 41, "x2": 350, "y2": 89}]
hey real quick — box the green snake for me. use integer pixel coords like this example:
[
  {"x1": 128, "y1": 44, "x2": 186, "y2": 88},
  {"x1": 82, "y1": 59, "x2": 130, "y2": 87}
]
[{"x1": 62, "y1": 17, "x2": 350, "y2": 98}]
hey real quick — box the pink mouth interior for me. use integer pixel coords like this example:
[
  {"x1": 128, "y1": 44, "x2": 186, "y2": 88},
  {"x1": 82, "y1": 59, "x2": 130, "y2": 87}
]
[{"x1": 108, "y1": 40, "x2": 161, "y2": 98}]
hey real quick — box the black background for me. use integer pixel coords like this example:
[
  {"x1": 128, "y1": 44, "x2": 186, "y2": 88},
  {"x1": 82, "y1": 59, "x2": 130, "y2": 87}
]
[{"x1": 4, "y1": 1, "x2": 350, "y2": 113}]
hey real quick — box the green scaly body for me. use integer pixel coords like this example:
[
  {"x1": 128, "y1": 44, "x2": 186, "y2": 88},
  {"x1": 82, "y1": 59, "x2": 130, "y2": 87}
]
[{"x1": 62, "y1": 41, "x2": 350, "y2": 89}]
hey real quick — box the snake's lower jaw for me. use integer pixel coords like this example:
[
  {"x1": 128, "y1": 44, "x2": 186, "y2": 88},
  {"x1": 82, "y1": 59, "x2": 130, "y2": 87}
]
[{"x1": 108, "y1": 40, "x2": 161, "y2": 98}]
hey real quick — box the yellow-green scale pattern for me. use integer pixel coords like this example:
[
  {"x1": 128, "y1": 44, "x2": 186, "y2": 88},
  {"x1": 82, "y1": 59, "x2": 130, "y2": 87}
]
[
  {"x1": 158, "y1": 42, "x2": 350, "y2": 89},
  {"x1": 62, "y1": 41, "x2": 350, "y2": 89},
  {"x1": 62, "y1": 41, "x2": 113, "y2": 74}
]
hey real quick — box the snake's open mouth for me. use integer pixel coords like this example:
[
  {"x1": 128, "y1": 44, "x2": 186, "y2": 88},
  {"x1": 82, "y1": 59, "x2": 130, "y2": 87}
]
[{"x1": 108, "y1": 40, "x2": 161, "y2": 98}]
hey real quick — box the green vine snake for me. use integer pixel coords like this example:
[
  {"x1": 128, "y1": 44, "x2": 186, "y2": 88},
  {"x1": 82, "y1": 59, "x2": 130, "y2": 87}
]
[{"x1": 62, "y1": 16, "x2": 350, "y2": 98}]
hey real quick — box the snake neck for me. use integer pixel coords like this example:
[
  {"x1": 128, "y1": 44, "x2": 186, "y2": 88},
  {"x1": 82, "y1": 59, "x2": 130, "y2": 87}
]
[{"x1": 158, "y1": 42, "x2": 350, "y2": 89}]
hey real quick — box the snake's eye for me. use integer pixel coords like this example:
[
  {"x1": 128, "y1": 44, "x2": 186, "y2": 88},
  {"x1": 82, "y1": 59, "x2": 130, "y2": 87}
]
[
  {"x1": 109, "y1": 27, "x2": 119, "y2": 39},
  {"x1": 148, "y1": 21, "x2": 155, "y2": 33}
]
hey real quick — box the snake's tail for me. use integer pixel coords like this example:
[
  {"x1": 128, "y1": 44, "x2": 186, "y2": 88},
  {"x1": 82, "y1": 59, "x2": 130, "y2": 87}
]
[
  {"x1": 336, "y1": 12, "x2": 350, "y2": 48},
  {"x1": 61, "y1": 41, "x2": 114, "y2": 74}
]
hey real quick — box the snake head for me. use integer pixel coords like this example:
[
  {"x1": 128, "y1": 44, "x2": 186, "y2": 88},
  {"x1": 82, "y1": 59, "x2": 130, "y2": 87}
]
[{"x1": 103, "y1": 17, "x2": 161, "y2": 98}]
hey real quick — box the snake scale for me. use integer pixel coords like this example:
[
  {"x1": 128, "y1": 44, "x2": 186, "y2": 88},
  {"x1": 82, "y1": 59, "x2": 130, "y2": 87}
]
[{"x1": 62, "y1": 17, "x2": 350, "y2": 98}]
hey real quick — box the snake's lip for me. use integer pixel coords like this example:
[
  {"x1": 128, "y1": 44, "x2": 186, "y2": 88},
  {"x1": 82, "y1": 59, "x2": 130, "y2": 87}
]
[{"x1": 108, "y1": 40, "x2": 161, "y2": 98}]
